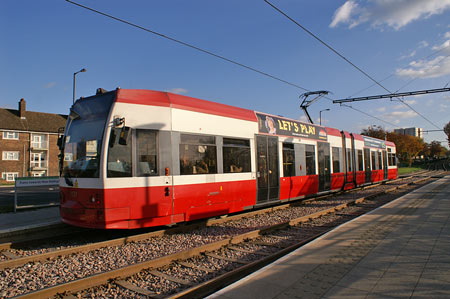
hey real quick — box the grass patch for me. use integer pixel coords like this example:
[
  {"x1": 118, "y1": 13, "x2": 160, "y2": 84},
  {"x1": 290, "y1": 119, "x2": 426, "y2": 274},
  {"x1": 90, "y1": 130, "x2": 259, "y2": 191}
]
[{"x1": 397, "y1": 167, "x2": 423, "y2": 175}]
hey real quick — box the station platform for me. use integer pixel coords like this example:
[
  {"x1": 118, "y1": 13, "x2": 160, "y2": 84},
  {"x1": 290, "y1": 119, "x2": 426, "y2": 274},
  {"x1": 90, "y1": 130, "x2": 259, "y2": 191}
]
[
  {"x1": 209, "y1": 175, "x2": 450, "y2": 299},
  {"x1": 0, "y1": 207, "x2": 62, "y2": 238}
]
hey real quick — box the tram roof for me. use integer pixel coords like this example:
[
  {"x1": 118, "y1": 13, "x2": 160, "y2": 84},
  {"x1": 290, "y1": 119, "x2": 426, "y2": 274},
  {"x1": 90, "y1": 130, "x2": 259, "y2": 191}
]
[
  {"x1": 108, "y1": 89, "x2": 394, "y2": 147},
  {"x1": 116, "y1": 89, "x2": 257, "y2": 123}
]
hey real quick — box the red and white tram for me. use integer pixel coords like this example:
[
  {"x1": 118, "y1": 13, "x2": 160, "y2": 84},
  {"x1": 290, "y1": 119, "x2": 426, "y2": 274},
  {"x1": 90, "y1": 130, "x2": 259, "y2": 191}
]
[{"x1": 59, "y1": 89, "x2": 397, "y2": 229}]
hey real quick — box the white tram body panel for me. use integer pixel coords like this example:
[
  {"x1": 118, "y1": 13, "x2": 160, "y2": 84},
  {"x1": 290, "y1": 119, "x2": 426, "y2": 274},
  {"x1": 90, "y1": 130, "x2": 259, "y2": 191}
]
[{"x1": 59, "y1": 89, "x2": 397, "y2": 229}]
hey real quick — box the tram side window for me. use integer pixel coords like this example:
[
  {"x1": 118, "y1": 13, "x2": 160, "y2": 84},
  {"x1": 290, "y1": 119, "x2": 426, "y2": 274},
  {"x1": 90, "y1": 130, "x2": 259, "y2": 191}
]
[
  {"x1": 107, "y1": 128, "x2": 132, "y2": 177},
  {"x1": 347, "y1": 149, "x2": 352, "y2": 172},
  {"x1": 332, "y1": 147, "x2": 341, "y2": 173},
  {"x1": 378, "y1": 152, "x2": 383, "y2": 169},
  {"x1": 357, "y1": 150, "x2": 363, "y2": 171},
  {"x1": 305, "y1": 145, "x2": 316, "y2": 175},
  {"x1": 388, "y1": 149, "x2": 392, "y2": 166},
  {"x1": 371, "y1": 151, "x2": 377, "y2": 170},
  {"x1": 388, "y1": 149, "x2": 396, "y2": 166},
  {"x1": 283, "y1": 143, "x2": 295, "y2": 177},
  {"x1": 136, "y1": 130, "x2": 157, "y2": 176},
  {"x1": 223, "y1": 138, "x2": 251, "y2": 173},
  {"x1": 179, "y1": 134, "x2": 217, "y2": 175}
]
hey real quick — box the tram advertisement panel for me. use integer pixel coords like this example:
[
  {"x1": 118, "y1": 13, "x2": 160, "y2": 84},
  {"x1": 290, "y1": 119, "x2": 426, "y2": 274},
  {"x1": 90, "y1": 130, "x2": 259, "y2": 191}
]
[
  {"x1": 256, "y1": 112, "x2": 327, "y2": 140},
  {"x1": 363, "y1": 136, "x2": 386, "y2": 149}
]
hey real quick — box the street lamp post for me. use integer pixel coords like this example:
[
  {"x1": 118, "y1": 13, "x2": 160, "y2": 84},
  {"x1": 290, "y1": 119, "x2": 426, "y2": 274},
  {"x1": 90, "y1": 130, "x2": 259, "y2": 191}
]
[
  {"x1": 319, "y1": 109, "x2": 330, "y2": 126},
  {"x1": 73, "y1": 68, "x2": 86, "y2": 104}
]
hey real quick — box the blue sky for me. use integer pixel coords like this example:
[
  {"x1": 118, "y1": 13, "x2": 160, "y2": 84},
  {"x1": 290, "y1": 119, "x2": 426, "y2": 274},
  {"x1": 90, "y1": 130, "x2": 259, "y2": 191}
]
[{"x1": 1, "y1": 0, "x2": 449, "y2": 146}]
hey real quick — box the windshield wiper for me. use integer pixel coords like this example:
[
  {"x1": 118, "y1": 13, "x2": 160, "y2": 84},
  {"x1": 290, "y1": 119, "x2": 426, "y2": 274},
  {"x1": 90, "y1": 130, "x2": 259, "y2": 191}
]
[{"x1": 64, "y1": 175, "x2": 74, "y2": 187}]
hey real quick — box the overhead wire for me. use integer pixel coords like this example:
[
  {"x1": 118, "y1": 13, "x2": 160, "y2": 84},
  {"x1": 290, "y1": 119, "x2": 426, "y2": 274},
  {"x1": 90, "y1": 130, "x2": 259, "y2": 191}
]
[
  {"x1": 444, "y1": 79, "x2": 450, "y2": 88},
  {"x1": 393, "y1": 51, "x2": 450, "y2": 94},
  {"x1": 351, "y1": 42, "x2": 450, "y2": 97},
  {"x1": 65, "y1": 0, "x2": 310, "y2": 92},
  {"x1": 66, "y1": 0, "x2": 423, "y2": 129},
  {"x1": 264, "y1": 0, "x2": 442, "y2": 130},
  {"x1": 340, "y1": 104, "x2": 400, "y2": 128}
]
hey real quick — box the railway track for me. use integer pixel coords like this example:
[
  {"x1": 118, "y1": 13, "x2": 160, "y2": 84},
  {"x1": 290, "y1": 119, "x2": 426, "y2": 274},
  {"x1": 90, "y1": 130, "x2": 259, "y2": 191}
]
[
  {"x1": 423, "y1": 158, "x2": 450, "y2": 171},
  {"x1": 0, "y1": 170, "x2": 435, "y2": 266},
  {"x1": 0, "y1": 168, "x2": 430, "y2": 246},
  {"x1": 0, "y1": 170, "x2": 445, "y2": 298}
]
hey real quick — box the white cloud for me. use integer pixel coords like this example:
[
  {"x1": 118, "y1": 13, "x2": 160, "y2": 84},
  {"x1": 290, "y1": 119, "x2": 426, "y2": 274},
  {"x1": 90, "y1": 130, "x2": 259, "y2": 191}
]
[
  {"x1": 396, "y1": 35, "x2": 450, "y2": 79},
  {"x1": 445, "y1": 32, "x2": 450, "y2": 39},
  {"x1": 167, "y1": 88, "x2": 188, "y2": 94},
  {"x1": 392, "y1": 104, "x2": 405, "y2": 110},
  {"x1": 330, "y1": 1, "x2": 361, "y2": 28},
  {"x1": 384, "y1": 110, "x2": 417, "y2": 119},
  {"x1": 396, "y1": 55, "x2": 450, "y2": 79},
  {"x1": 399, "y1": 50, "x2": 417, "y2": 60},
  {"x1": 330, "y1": 0, "x2": 450, "y2": 30},
  {"x1": 44, "y1": 82, "x2": 56, "y2": 89},
  {"x1": 376, "y1": 106, "x2": 386, "y2": 112},
  {"x1": 440, "y1": 103, "x2": 449, "y2": 112},
  {"x1": 432, "y1": 39, "x2": 450, "y2": 51},
  {"x1": 418, "y1": 41, "x2": 429, "y2": 48},
  {"x1": 403, "y1": 99, "x2": 417, "y2": 105}
]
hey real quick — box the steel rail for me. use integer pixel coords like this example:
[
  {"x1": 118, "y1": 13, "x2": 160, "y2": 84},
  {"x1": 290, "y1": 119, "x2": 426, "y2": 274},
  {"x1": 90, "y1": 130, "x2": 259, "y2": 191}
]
[
  {"x1": 11, "y1": 174, "x2": 437, "y2": 299},
  {"x1": 0, "y1": 171, "x2": 436, "y2": 270}
]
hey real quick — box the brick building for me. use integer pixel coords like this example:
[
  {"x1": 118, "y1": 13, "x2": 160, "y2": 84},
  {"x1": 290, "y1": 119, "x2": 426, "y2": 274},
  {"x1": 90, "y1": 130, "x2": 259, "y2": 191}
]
[{"x1": 0, "y1": 99, "x2": 67, "y2": 183}]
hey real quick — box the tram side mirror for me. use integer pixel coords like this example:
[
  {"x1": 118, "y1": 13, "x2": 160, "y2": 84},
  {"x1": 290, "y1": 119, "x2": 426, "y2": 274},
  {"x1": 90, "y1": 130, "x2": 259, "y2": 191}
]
[{"x1": 119, "y1": 126, "x2": 130, "y2": 145}]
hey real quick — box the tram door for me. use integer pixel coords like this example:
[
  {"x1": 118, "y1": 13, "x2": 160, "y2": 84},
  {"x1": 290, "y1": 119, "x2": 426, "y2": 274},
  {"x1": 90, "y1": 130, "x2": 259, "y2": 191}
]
[
  {"x1": 317, "y1": 142, "x2": 331, "y2": 192},
  {"x1": 382, "y1": 150, "x2": 388, "y2": 180},
  {"x1": 364, "y1": 148, "x2": 371, "y2": 183},
  {"x1": 350, "y1": 135, "x2": 357, "y2": 187},
  {"x1": 256, "y1": 135, "x2": 279, "y2": 203}
]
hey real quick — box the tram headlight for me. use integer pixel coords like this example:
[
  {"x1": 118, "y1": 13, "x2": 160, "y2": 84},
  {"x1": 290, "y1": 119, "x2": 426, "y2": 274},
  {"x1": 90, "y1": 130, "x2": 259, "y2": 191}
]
[{"x1": 90, "y1": 194, "x2": 101, "y2": 205}]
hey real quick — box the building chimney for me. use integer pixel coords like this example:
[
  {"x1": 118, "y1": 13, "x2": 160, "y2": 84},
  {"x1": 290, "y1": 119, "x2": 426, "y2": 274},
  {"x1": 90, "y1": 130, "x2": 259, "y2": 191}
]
[{"x1": 18, "y1": 98, "x2": 26, "y2": 118}]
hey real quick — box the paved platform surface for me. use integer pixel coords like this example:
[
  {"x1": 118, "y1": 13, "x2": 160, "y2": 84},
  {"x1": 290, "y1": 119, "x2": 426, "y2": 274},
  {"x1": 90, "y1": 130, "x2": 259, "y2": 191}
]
[
  {"x1": 0, "y1": 207, "x2": 61, "y2": 236},
  {"x1": 209, "y1": 175, "x2": 450, "y2": 299}
]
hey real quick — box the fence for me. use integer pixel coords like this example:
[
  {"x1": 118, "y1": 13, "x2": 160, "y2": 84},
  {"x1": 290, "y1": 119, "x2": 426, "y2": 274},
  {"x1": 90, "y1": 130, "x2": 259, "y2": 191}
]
[{"x1": 14, "y1": 176, "x2": 60, "y2": 213}]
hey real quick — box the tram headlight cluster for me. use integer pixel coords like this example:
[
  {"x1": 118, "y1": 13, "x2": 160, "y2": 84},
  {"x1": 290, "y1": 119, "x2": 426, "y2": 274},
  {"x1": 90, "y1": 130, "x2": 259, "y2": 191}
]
[{"x1": 90, "y1": 194, "x2": 101, "y2": 205}]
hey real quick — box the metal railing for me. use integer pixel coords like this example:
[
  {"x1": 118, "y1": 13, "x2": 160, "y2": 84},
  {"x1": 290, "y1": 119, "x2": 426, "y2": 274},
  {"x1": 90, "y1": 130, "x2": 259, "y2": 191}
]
[{"x1": 13, "y1": 176, "x2": 59, "y2": 213}]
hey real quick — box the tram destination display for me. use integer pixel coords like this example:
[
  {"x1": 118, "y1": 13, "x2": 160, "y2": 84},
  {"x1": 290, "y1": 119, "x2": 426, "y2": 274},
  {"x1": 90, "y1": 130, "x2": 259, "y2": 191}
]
[
  {"x1": 256, "y1": 112, "x2": 327, "y2": 140},
  {"x1": 363, "y1": 136, "x2": 386, "y2": 149}
]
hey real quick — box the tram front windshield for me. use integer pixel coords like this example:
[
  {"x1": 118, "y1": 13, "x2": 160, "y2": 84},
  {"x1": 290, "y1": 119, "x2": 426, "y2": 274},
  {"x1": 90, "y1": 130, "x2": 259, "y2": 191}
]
[{"x1": 62, "y1": 93, "x2": 114, "y2": 178}]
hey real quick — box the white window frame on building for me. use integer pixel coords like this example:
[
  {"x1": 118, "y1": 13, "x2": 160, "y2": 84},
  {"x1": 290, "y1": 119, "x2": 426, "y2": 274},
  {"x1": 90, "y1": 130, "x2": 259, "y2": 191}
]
[
  {"x1": 2, "y1": 172, "x2": 19, "y2": 182},
  {"x1": 31, "y1": 152, "x2": 44, "y2": 168},
  {"x1": 2, "y1": 131, "x2": 19, "y2": 140},
  {"x1": 29, "y1": 133, "x2": 49, "y2": 176},
  {"x1": 31, "y1": 134, "x2": 47, "y2": 149},
  {"x1": 31, "y1": 135, "x2": 42, "y2": 148},
  {"x1": 2, "y1": 151, "x2": 19, "y2": 161}
]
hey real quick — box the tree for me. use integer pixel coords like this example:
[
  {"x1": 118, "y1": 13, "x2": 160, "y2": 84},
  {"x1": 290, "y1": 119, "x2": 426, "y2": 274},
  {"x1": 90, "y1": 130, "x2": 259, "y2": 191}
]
[
  {"x1": 385, "y1": 132, "x2": 425, "y2": 166},
  {"x1": 361, "y1": 126, "x2": 428, "y2": 166},
  {"x1": 444, "y1": 121, "x2": 450, "y2": 148},
  {"x1": 361, "y1": 125, "x2": 386, "y2": 140},
  {"x1": 429, "y1": 141, "x2": 445, "y2": 158},
  {"x1": 419, "y1": 142, "x2": 431, "y2": 159}
]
